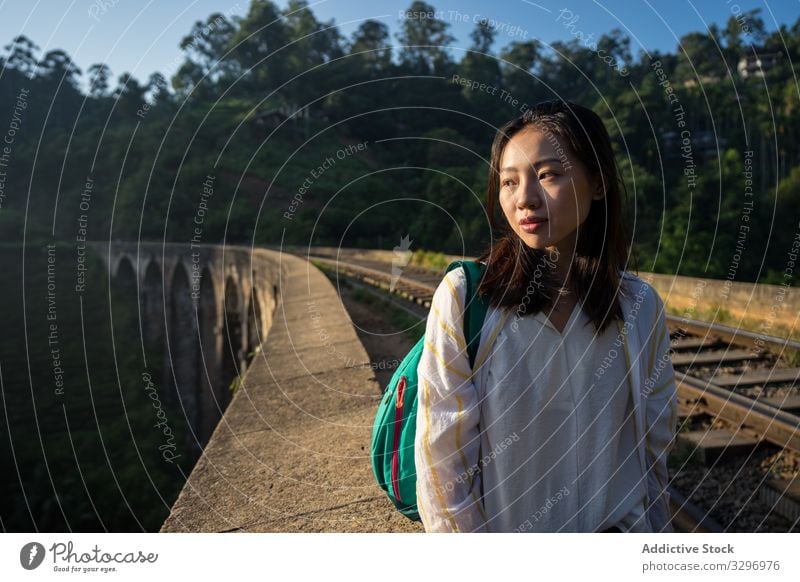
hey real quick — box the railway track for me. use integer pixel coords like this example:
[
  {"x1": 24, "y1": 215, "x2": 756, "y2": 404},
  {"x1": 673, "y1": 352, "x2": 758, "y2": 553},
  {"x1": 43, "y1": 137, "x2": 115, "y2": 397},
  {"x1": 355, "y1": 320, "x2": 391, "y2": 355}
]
[{"x1": 305, "y1": 252, "x2": 800, "y2": 532}]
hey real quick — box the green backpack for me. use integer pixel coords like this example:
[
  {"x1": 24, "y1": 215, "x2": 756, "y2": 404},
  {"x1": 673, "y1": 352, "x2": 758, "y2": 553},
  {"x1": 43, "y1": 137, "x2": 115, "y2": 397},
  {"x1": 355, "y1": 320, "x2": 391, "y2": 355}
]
[{"x1": 370, "y1": 260, "x2": 489, "y2": 521}]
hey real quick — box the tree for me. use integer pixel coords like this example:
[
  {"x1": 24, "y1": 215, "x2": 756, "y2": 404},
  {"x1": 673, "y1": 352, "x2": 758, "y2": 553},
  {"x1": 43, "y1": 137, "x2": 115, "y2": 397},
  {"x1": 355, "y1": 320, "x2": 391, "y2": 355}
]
[
  {"x1": 179, "y1": 13, "x2": 238, "y2": 83},
  {"x1": 35, "y1": 49, "x2": 82, "y2": 124},
  {"x1": 4, "y1": 35, "x2": 40, "y2": 78},
  {"x1": 740, "y1": 8, "x2": 768, "y2": 47},
  {"x1": 535, "y1": 40, "x2": 592, "y2": 101},
  {"x1": 322, "y1": 20, "x2": 393, "y2": 123},
  {"x1": 283, "y1": 0, "x2": 343, "y2": 68},
  {"x1": 171, "y1": 60, "x2": 205, "y2": 98},
  {"x1": 280, "y1": 0, "x2": 344, "y2": 101},
  {"x1": 596, "y1": 29, "x2": 632, "y2": 76},
  {"x1": 500, "y1": 40, "x2": 541, "y2": 105},
  {"x1": 113, "y1": 72, "x2": 147, "y2": 117},
  {"x1": 229, "y1": 0, "x2": 292, "y2": 92},
  {"x1": 350, "y1": 20, "x2": 392, "y2": 73},
  {"x1": 764, "y1": 164, "x2": 800, "y2": 280},
  {"x1": 146, "y1": 72, "x2": 170, "y2": 105},
  {"x1": 424, "y1": 127, "x2": 474, "y2": 167},
  {"x1": 459, "y1": 19, "x2": 502, "y2": 121},
  {"x1": 37, "y1": 49, "x2": 82, "y2": 89},
  {"x1": 674, "y1": 30, "x2": 727, "y2": 82},
  {"x1": 469, "y1": 18, "x2": 494, "y2": 54},
  {"x1": 87, "y1": 63, "x2": 112, "y2": 98},
  {"x1": 396, "y1": 2, "x2": 455, "y2": 75}
]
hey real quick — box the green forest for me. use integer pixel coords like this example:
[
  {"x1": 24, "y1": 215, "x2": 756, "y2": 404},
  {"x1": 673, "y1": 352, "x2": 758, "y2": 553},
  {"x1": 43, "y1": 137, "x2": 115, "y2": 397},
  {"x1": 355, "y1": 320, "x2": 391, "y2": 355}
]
[
  {"x1": 0, "y1": 243, "x2": 193, "y2": 531},
  {"x1": 1, "y1": 0, "x2": 799, "y2": 283}
]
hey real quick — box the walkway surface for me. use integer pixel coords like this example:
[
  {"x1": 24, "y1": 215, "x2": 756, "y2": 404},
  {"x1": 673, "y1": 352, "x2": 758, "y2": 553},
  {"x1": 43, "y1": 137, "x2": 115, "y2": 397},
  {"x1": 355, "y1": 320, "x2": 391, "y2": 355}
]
[{"x1": 161, "y1": 251, "x2": 422, "y2": 532}]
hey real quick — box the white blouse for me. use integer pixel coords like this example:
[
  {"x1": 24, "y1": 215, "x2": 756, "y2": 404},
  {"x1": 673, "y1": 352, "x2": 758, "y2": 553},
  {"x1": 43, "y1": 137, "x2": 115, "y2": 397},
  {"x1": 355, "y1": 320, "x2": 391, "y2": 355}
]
[{"x1": 414, "y1": 265, "x2": 677, "y2": 533}]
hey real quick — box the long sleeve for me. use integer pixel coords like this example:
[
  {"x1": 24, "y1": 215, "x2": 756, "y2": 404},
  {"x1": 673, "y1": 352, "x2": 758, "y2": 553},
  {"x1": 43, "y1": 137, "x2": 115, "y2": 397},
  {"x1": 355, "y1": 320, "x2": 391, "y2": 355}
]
[
  {"x1": 642, "y1": 292, "x2": 678, "y2": 532},
  {"x1": 415, "y1": 267, "x2": 487, "y2": 532}
]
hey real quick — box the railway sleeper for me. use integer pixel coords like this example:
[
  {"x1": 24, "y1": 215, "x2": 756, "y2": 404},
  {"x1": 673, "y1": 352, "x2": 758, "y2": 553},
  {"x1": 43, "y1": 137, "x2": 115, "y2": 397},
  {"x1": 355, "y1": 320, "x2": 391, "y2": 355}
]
[
  {"x1": 670, "y1": 336, "x2": 723, "y2": 351},
  {"x1": 672, "y1": 350, "x2": 763, "y2": 367},
  {"x1": 676, "y1": 429, "x2": 762, "y2": 466},
  {"x1": 712, "y1": 367, "x2": 800, "y2": 388}
]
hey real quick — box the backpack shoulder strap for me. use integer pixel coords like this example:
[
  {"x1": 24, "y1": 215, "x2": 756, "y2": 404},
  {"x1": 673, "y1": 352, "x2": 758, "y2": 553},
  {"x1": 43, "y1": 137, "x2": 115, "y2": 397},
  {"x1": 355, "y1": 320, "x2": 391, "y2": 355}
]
[{"x1": 445, "y1": 260, "x2": 489, "y2": 369}]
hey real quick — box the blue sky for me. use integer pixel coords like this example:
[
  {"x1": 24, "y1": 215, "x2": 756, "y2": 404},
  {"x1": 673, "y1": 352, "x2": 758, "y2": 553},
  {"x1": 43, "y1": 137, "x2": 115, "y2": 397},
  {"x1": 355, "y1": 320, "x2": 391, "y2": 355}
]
[{"x1": 1, "y1": 0, "x2": 798, "y2": 88}]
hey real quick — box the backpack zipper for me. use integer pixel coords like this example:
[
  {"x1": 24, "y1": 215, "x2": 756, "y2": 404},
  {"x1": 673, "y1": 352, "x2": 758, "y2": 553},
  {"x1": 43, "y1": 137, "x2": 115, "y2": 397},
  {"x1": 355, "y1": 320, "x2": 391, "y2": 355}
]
[{"x1": 390, "y1": 375, "x2": 407, "y2": 502}]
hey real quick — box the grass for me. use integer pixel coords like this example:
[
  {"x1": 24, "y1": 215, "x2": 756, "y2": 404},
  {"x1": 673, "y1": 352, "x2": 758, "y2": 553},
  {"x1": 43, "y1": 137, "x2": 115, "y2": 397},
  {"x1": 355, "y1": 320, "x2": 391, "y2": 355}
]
[
  {"x1": 351, "y1": 287, "x2": 425, "y2": 343},
  {"x1": 666, "y1": 302, "x2": 799, "y2": 339},
  {"x1": 409, "y1": 249, "x2": 449, "y2": 271},
  {"x1": 667, "y1": 440, "x2": 703, "y2": 471},
  {"x1": 313, "y1": 260, "x2": 425, "y2": 343}
]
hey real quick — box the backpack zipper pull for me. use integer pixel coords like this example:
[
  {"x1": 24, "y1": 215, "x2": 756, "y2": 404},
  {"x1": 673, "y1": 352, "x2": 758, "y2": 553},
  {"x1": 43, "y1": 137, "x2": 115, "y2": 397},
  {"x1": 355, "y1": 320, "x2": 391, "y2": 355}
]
[{"x1": 396, "y1": 376, "x2": 407, "y2": 408}]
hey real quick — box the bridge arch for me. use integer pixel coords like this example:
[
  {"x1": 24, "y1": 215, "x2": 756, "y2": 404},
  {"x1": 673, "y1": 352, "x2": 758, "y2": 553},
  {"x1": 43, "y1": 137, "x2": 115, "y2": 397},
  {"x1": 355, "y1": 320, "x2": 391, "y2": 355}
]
[
  {"x1": 198, "y1": 266, "x2": 221, "y2": 443},
  {"x1": 247, "y1": 285, "x2": 263, "y2": 357},
  {"x1": 111, "y1": 257, "x2": 139, "y2": 354},
  {"x1": 86, "y1": 242, "x2": 278, "y2": 459},
  {"x1": 169, "y1": 263, "x2": 201, "y2": 458},
  {"x1": 221, "y1": 275, "x2": 242, "y2": 404},
  {"x1": 142, "y1": 259, "x2": 165, "y2": 352}
]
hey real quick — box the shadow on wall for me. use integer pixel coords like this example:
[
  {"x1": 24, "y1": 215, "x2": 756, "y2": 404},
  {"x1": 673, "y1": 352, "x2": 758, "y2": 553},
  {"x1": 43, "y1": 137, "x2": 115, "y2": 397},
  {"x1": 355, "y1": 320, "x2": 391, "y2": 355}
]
[{"x1": 108, "y1": 245, "x2": 276, "y2": 464}]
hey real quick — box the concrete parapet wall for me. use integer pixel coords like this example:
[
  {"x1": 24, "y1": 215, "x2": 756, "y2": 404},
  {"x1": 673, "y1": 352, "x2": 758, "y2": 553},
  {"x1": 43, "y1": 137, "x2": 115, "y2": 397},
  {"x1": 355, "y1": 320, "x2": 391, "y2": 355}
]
[
  {"x1": 299, "y1": 246, "x2": 799, "y2": 337},
  {"x1": 287, "y1": 245, "x2": 465, "y2": 270}
]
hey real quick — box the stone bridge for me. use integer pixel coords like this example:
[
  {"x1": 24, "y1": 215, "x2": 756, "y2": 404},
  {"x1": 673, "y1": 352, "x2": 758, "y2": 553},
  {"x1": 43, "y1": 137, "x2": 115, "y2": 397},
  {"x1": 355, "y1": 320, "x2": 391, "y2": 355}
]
[
  {"x1": 89, "y1": 241, "x2": 412, "y2": 532},
  {"x1": 89, "y1": 241, "x2": 277, "y2": 458}
]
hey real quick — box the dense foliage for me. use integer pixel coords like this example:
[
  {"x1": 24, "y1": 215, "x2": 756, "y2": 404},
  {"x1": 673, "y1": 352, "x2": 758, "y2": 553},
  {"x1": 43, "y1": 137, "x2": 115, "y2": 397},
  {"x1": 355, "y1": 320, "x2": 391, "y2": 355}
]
[{"x1": 2, "y1": 1, "x2": 799, "y2": 282}]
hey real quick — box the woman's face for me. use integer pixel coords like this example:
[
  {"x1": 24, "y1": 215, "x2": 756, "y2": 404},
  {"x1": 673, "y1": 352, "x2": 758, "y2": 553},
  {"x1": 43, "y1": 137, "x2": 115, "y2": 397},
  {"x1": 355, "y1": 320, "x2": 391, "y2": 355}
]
[{"x1": 498, "y1": 128, "x2": 603, "y2": 257}]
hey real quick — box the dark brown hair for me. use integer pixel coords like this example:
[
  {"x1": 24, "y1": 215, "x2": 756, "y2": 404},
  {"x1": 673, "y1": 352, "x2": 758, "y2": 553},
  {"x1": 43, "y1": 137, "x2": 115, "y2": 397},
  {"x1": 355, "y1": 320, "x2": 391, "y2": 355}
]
[{"x1": 476, "y1": 100, "x2": 632, "y2": 332}]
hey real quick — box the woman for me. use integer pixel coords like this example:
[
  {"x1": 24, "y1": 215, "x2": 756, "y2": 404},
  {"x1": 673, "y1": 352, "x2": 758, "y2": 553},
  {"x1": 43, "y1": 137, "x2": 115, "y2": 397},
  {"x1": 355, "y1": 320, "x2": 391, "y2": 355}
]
[{"x1": 414, "y1": 100, "x2": 677, "y2": 533}]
